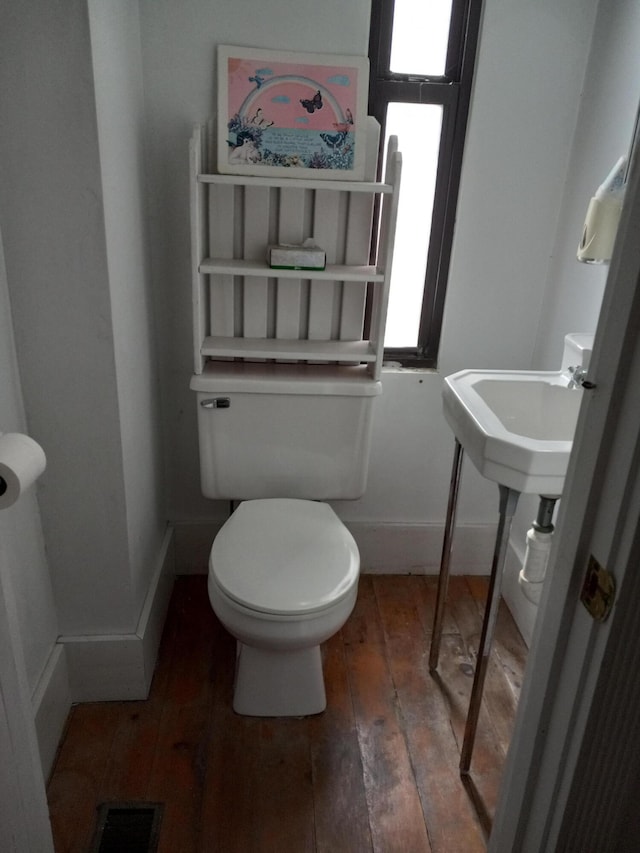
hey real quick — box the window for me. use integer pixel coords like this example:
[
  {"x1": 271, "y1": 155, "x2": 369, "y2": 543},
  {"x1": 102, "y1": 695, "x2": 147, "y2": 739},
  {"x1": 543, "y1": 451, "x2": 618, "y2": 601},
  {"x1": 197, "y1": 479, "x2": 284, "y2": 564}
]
[{"x1": 368, "y1": 0, "x2": 483, "y2": 367}]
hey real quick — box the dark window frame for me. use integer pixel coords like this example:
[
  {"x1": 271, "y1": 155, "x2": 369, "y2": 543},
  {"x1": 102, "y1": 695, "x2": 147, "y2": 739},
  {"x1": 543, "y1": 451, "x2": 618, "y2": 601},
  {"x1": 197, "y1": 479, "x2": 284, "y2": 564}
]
[{"x1": 368, "y1": 0, "x2": 483, "y2": 368}]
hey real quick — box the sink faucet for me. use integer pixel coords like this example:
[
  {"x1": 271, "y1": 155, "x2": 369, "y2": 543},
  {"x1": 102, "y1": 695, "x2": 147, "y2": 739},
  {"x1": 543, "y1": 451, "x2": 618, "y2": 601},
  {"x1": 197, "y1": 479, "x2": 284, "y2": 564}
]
[{"x1": 567, "y1": 365, "x2": 593, "y2": 389}]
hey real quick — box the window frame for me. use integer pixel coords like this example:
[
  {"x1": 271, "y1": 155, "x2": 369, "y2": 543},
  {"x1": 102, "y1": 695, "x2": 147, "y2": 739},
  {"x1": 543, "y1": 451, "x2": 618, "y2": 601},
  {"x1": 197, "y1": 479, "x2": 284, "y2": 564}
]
[{"x1": 368, "y1": 0, "x2": 483, "y2": 368}]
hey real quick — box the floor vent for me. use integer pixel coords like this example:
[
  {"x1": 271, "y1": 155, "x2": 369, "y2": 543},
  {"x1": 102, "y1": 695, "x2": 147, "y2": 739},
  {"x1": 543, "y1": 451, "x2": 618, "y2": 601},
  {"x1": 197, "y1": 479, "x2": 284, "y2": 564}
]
[{"x1": 90, "y1": 802, "x2": 163, "y2": 853}]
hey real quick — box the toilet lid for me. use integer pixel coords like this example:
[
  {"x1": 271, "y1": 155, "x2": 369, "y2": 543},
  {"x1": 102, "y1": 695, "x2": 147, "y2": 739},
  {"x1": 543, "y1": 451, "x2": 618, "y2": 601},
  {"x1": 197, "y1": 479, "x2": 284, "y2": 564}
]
[{"x1": 210, "y1": 499, "x2": 359, "y2": 615}]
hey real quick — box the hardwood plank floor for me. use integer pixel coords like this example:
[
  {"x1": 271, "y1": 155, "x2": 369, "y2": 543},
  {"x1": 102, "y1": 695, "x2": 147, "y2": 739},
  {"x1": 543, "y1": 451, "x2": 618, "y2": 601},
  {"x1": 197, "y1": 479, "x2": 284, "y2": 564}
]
[{"x1": 47, "y1": 574, "x2": 527, "y2": 852}]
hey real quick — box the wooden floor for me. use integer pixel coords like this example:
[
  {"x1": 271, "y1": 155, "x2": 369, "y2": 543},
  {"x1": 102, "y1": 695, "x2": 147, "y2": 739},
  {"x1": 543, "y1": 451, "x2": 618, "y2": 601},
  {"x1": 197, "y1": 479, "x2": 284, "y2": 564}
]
[{"x1": 47, "y1": 574, "x2": 527, "y2": 853}]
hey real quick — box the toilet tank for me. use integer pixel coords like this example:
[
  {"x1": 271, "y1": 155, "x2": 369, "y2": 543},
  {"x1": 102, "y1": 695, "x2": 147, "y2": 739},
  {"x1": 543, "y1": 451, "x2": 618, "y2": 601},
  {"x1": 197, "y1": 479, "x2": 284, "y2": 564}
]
[{"x1": 190, "y1": 362, "x2": 382, "y2": 500}]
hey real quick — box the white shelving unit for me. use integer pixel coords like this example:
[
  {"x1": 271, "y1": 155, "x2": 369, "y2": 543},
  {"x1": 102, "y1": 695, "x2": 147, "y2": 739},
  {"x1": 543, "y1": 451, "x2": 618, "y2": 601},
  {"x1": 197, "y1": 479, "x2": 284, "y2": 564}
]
[{"x1": 190, "y1": 118, "x2": 402, "y2": 379}]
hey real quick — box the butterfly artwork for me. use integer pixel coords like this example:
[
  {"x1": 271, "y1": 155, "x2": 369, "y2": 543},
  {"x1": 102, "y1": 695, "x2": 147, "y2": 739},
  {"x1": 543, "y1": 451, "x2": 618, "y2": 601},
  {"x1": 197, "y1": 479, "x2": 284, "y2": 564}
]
[
  {"x1": 300, "y1": 91, "x2": 323, "y2": 114},
  {"x1": 218, "y1": 46, "x2": 368, "y2": 178},
  {"x1": 249, "y1": 108, "x2": 274, "y2": 128},
  {"x1": 320, "y1": 131, "x2": 347, "y2": 149},
  {"x1": 333, "y1": 108, "x2": 354, "y2": 133}
]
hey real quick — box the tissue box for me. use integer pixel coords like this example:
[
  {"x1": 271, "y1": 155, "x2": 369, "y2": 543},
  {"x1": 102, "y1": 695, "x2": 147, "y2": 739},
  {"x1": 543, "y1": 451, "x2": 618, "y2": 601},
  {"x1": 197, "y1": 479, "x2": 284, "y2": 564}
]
[{"x1": 268, "y1": 242, "x2": 326, "y2": 271}]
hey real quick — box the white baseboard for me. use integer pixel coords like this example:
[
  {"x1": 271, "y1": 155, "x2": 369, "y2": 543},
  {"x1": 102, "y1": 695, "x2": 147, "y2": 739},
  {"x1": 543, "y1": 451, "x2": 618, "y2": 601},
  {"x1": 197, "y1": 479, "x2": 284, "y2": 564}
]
[
  {"x1": 173, "y1": 518, "x2": 498, "y2": 576},
  {"x1": 347, "y1": 520, "x2": 498, "y2": 575},
  {"x1": 354, "y1": 523, "x2": 541, "y2": 647},
  {"x1": 32, "y1": 643, "x2": 71, "y2": 779},
  {"x1": 59, "y1": 526, "x2": 175, "y2": 702}
]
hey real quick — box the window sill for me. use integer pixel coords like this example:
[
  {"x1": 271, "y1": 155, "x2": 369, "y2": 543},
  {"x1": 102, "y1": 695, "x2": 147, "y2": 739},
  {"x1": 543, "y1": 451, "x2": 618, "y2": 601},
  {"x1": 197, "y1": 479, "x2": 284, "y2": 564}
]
[{"x1": 382, "y1": 362, "x2": 438, "y2": 376}]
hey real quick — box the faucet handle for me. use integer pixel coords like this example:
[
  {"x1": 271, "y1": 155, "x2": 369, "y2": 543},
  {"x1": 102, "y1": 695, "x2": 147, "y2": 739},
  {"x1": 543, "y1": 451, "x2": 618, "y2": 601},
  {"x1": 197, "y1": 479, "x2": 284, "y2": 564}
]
[{"x1": 567, "y1": 365, "x2": 596, "y2": 390}]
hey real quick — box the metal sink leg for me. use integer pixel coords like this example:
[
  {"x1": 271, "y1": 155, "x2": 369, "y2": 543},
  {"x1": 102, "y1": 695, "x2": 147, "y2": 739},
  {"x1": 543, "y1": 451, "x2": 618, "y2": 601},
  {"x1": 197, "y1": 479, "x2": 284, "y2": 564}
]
[
  {"x1": 429, "y1": 439, "x2": 464, "y2": 672},
  {"x1": 460, "y1": 484, "x2": 520, "y2": 774},
  {"x1": 428, "y1": 441, "x2": 521, "y2": 774}
]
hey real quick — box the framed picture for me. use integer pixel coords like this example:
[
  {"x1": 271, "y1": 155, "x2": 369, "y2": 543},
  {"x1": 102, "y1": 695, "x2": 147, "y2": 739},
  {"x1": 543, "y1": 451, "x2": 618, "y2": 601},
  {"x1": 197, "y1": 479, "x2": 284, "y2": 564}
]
[{"x1": 217, "y1": 45, "x2": 369, "y2": 180}]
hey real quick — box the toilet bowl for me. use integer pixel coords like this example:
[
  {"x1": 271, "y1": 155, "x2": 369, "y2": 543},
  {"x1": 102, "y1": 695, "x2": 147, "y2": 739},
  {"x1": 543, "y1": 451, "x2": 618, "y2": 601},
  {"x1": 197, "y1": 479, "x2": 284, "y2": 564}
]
[{"x1": 208, "y1": 498, "x2": 359, "y2": 716}]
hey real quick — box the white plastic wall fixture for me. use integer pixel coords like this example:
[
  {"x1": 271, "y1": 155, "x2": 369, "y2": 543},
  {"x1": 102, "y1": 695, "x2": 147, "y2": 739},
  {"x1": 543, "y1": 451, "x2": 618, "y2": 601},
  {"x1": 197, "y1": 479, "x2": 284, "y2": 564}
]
[{"x1": 561, "y1": 333, "x2": 595, "y2": 372}]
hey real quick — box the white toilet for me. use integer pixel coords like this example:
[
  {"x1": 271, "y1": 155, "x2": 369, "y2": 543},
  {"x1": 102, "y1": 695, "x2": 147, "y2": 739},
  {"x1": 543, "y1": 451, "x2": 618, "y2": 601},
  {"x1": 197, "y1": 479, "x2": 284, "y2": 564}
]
[{"x1": 190, "y1": 361, "x2": 381, "y2": 716}]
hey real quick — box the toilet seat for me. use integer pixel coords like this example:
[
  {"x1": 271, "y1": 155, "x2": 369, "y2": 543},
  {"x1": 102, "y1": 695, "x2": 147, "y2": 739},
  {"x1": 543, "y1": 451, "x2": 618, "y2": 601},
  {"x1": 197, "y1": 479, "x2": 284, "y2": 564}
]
[{"x1": 210, "y1": 499, "x2": 359, "y2": 617}]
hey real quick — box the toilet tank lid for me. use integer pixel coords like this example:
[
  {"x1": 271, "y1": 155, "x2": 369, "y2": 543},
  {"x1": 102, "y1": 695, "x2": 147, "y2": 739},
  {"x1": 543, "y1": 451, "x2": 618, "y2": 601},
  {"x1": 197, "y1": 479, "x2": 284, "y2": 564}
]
[{"x1": 190, "y1": 362, "x2": 382, "y2": 396}]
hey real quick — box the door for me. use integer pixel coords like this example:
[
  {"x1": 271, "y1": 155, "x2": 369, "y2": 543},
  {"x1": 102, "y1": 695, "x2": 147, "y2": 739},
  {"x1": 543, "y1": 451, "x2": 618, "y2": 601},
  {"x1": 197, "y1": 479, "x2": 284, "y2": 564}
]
[
  {"x1": 0, "y1": 229, "x2": 53, "y2": 850},
  {"x1": 0, "y1": 536, "x2": 54, "y2": 852}
]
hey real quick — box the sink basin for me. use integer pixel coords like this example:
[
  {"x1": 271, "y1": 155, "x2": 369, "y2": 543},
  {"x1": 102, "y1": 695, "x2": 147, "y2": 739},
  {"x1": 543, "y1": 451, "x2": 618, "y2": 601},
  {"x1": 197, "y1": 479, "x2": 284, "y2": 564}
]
[{"x1": 442, "y1": 370, "x2": 584, "y2": 495}]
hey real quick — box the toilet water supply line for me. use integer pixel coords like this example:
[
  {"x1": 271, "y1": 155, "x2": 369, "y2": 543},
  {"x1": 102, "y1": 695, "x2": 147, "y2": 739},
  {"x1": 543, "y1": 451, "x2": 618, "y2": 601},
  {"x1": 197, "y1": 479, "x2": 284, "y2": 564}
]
[{"x1": 518, "y1": 496, "x2": 557, "y2": 605}]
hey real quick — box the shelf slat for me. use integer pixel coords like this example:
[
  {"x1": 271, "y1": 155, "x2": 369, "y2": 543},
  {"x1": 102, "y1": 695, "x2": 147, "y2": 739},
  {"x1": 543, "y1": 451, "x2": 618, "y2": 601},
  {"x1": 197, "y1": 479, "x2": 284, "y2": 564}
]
[
  {"x1": 199, "y1": 258, "x2": 383, "y2": 282},
  {"x1": 197, "y1": 173, "x2": 393, "y2": 194},
  {"x1": 201, "y1": 336, "x2": 376, "y2": 362}
]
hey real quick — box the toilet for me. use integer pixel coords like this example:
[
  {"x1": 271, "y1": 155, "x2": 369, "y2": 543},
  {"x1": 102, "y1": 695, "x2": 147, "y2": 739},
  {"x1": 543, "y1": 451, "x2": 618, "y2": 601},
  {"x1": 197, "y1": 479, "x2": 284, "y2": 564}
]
[{"x1": 190, "y1": 360, "x2": 381, "y2": 716}]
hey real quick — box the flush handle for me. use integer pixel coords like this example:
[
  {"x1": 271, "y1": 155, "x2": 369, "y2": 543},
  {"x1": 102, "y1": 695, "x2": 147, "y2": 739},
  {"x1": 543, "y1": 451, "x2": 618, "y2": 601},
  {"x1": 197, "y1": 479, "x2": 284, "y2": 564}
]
[{"x1": 200, "y1": 397, "x2": 230, "y2": 409}]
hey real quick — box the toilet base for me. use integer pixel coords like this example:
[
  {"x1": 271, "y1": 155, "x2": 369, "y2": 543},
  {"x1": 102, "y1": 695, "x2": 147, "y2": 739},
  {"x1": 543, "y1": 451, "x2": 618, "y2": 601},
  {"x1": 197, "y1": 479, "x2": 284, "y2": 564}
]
[{"x1": 233, "y1": 642, "x2": 326, "y2": 717}]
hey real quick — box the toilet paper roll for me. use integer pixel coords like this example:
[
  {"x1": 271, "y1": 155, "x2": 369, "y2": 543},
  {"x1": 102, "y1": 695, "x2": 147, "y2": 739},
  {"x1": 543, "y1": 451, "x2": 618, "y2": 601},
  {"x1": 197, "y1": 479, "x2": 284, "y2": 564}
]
[{"x1": 0, "y1": 433, "x2": 47, "y2": 510}]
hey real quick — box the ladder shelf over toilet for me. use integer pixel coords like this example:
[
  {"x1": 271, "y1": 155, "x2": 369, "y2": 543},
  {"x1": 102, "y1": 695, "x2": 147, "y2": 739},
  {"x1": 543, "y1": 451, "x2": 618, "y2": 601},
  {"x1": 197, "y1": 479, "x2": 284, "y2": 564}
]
[{"x1": 189, "y1": 119, "x2": 401, "y2": 380}]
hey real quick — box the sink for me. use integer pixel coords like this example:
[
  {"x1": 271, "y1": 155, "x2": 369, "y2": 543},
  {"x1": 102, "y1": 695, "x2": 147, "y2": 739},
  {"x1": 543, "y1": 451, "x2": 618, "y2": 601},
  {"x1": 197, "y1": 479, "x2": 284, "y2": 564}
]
[{"x1": 442, "y1": 370, "x2": 584, "y2": 495}]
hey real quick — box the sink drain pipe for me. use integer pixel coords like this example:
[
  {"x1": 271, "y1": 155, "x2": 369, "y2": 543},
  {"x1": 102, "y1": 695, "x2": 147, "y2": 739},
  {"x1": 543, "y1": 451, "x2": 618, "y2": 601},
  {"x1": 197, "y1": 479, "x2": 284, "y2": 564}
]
[{"x1": 518, "y1": 496, "x2": 557, "y2": 605}]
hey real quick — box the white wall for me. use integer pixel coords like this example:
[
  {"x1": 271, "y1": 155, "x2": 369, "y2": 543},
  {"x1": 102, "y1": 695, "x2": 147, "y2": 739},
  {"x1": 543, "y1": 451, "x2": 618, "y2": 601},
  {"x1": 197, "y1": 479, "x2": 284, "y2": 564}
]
[
  {"x1": 0, "y1": 0, "x2": 133, "y2": 635},
  {"x1": 0, "y1": 0, "x2": 172, "y2": 705},
  {"x1": 504, "y1": 0, "x2": 640, "y2": 643},
  {"x1": 88, "y1": 0, "x2": 167, "y2": 615},
  {"x1": 137, "y1": 0, "x2": 604, "y2": 584},
  {"x1": 535, "y1": 0, "x2": 640, "y2": 364}
]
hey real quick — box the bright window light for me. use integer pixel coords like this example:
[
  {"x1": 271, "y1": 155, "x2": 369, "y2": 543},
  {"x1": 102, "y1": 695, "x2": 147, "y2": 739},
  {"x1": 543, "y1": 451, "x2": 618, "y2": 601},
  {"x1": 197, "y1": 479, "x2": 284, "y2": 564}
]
[
  {"x1": 384, "y1": 103, "x2": 443, "y2": 348},
  {"x1": 390, "y1": 0, "x2": 453, "y2": 76}
]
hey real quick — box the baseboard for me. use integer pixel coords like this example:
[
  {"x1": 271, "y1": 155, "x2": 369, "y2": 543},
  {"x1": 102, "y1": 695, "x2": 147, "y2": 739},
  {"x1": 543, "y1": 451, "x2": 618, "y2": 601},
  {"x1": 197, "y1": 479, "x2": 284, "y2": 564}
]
[
  {"x1": 32, "y1": 643, "x2": 71, "y2": 779},
  {"x1": 173, "y1": 518, "x2": 498, "y2": 576},
  {"x1": 59, "y1": 526, "x2": 175, "y2": 702},
  {"x1": 346, "y1": 520, "x2": 498, "y2": 575},
  {"x1": 137, "y1": 528, "x2": 176, "y2": 687},
  {"x1": 354, "y1": 523, "x2": 541, "y2": 646}
]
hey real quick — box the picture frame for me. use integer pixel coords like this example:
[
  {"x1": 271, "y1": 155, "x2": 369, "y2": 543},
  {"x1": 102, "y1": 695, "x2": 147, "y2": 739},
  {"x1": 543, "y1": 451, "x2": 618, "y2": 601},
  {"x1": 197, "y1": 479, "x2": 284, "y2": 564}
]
[{"x1": 217, "y1": 45, "x2": 369, "y2": 180}]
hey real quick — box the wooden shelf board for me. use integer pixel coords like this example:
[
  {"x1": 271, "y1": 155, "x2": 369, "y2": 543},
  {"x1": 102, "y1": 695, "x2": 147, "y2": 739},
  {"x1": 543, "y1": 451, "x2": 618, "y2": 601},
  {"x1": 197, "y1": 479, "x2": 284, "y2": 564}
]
[
  {"x1": 197, "y1": 173, "x2": 393, "y2": 194},
  {"x1": 201, "y1": 336, "x2": 376, "y2": 362},
  {"x1": 199, "y1": 258, "x2": 383, "y2": 282}
]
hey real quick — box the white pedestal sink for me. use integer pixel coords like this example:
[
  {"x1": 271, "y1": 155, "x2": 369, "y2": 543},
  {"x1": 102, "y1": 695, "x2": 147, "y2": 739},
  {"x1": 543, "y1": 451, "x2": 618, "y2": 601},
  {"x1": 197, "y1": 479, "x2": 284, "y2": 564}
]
[
  {"x1": 442, "y1": 370, "x2": 584, "y2": 496},
  {"x1": 431, "y1": 335, "x2": 593, "y2": 774}
]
